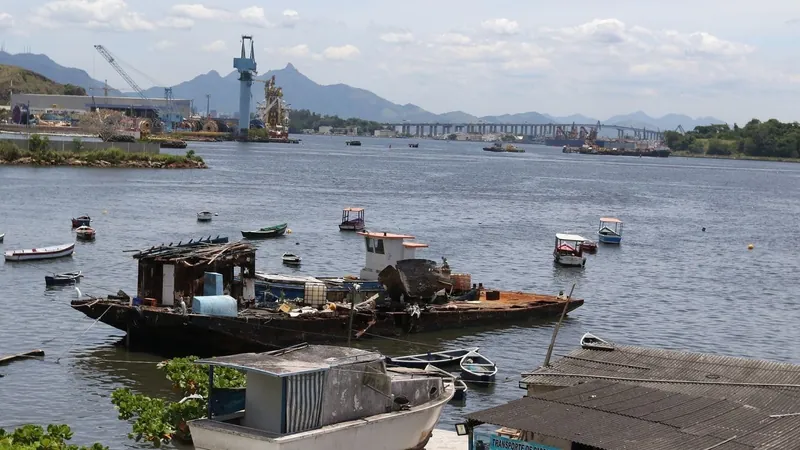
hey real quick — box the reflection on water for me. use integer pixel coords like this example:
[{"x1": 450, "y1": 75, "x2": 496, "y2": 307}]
[{"x1": 2, "y1": 136, "x2": 800, "y2": 447}]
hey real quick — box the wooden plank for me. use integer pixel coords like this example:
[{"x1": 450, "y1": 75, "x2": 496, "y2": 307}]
[{"x1": 0, "y1": 349, "x2": 45, "y2": 365}]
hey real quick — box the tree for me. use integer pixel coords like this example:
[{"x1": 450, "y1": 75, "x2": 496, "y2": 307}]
[
  {"x1": 0, "y1": 424, "x2": 108, "y2": 449},
  {"x1": 111, "y1": 357, "x2": 245, "y2": 447},
  {"x1": 79, "y1": 109, "x2": 129, "y2": 142}
]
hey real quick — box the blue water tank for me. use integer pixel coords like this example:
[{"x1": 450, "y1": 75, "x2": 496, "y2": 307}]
[
  {"x1": 204, "y1": 272, "x2": 223, "y2": 296},
  {"x1": 192, "y1": 295, "x2": 238, "y2": 317}
]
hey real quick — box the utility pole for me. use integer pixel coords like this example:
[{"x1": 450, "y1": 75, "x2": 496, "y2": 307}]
[{"x1": 206, "y1": 94, "x2": 210, "y2": 118}]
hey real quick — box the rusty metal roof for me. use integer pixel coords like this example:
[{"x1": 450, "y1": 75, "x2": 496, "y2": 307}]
[
  {"x1": 520, "y1": 344, "x2": 800, "y2": 414},
  {"x1": 469, "y1": 380, "x2": 800, "y2": 450}
]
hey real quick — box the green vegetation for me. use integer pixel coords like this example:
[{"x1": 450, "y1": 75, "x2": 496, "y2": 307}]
[
  {"x1": 665, "y1": 120, "x2": 800, "y2": 159},
  {"x1": 0, "y1": 65, "x2": 87, "y2": 105},
  {"x1": 111, "y1": 357, "x2": 245, "y2": 446},
  {"x1": 288, "y1": 109, "x2": 389, "y2": 135},
  {"x1": 0, "y1": 135, "x2": 206, "y2": 168},
  {"x1": 0, "y1": 424, "x2": 108, "y2": 449}
]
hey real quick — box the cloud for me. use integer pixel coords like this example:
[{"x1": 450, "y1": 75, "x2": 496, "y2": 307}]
[
  {"x1": 0, "y1": 12, "x2": 13, "y2": 29},
  {"x1": 380, "y1": 32, "x2": 414, "y2": 44},
  {"x1": 32, "y1": 0, "x2": 154, "y2": 31},
  {"x1": 170, "y1": 4, "x2": 227, "y2": 20},
  {"x1": 153, "y1": 40, "x2": 176, "y2": 51},
  {"x1": 157, "y1": 17, "x2": 194, "y2": 29},
  {"x1": 280, "y1": 44, "x2": 310, "y2": 58},
  {"x1": 281, "y1": 9, "x2": 299, "y2": 28},
  {"x1": 239, "y1": 6, "x2": 270, "y2": 28},
  {"x1": 202, "y1": 40, "x2": 227, "y2": 52},
  {"x1": 434, "y1": 33, "x2": 471, "y2": 45},
  {"x1": 481, "y1": 18, "x2": 519, "y2": 35},
  {"x1": 321, "y1": 44, "x2": 361, "y2": 61}
]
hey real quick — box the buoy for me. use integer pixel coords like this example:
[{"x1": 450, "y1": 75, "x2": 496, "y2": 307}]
[
  {"x1": 748, "y1": 244, "x2": 754, "y2": 250},
  {"x1": 287, "y1": 229, "x2": 292, "y2": 234},
  {"x1": 102, "y1": 210, "x2": 108, "y2": 214}
]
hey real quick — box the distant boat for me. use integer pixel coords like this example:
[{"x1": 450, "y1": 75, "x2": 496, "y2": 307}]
[
  {"x1": 580, "y1": 240, "x2": 598, "y2": 253},
  {"x1": 0, "y1": 233, "x2": 4, "y2": 243},
  {"x1": 424, "y1": 364, "x2": 468, "y2": 401},
  {"x1": 386, "y1": 347, "x2": 479, "y2": 369},
  {"x1": 408, "y1": 143, "x2": 419, "y2": 148},
  {"x1": 598, "y1": 217, "x2": 623, "y2": 244},
  {"x1": 197, "y1": 211, "x2": 213, "y2": 222},
  {"x1": 339, "y1": 207, "x2": 365, "y2": 232},
  {"x1": 459, "y1": 350, "x2": 497, "y2": 384},
  {"x1": 75, "y1": 226, "x2": 96, "y2": 241},
  {"x1": 4, "y1": 243, "x2": 75, "y2": 261},
  {"x1": 553, "y1": 233, "x2": 588, "y2": 267},
  {"x1": 71, "y1": 216, "x2": 91, "y2": 228},
  {"x1": 580, "y1": 332, "x2": 614, "y2": 351},
  {"x1": 282, "y1": 252, "x2": 301, "y2": 265},
  {"x1": 483, "y1": 142, "x2": 505, "y2": 152},
  {"x1": 45, "y1": 271, "x2": 83, "y2": 286},
  {"x1": 345, "y1": 140, "x2": 362, "y2": 146},
  {"x1": 241, "y1": 223, "x2": 288, "y2": 239}
]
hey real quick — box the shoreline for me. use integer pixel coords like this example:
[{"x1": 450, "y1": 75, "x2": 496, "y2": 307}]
[
  {"x1": 672, "y1": 151, "x2": 800, "y2": 163},
  {"x1": 0, "y1": 156, "x2": 207, "y2": 169}
]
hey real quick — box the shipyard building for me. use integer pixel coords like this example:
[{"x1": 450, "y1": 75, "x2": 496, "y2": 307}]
[{"x1": 9, "y1": 93, "x2": 192, "y2": 119}]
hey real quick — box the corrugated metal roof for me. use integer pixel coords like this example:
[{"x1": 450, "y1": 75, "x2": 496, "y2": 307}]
[
  {"x1": 469, "y1": 380, "x2": 800, "y2": 450},
  {"x1": 521, "y1": 345, "x2": 800, "y2": 414}
]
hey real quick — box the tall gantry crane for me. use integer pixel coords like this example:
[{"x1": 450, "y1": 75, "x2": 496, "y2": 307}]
[{"x1": 93, "y1": 45, "x2": 182, "y2": 133}]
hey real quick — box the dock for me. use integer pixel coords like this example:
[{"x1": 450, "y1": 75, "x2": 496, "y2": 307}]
[{"x1": 426, "y1": 429, "x2": 466, "y2": 449}]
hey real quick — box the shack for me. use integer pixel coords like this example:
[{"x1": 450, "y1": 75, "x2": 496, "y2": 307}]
[
  {"x1": 133, "y1": 240, "x2": 256, "y2": 306},
  {"x1": 458, "y1": 340, "x2": 800, "y2": 450}
]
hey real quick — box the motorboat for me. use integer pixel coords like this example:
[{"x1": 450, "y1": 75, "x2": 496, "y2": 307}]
[
  {"x1": 580, "y1": 332, "x2": 615, "y2": 351},
  {"x1": 75, "y1": 226, "x2": 96, "y2": 240},
  {"x1": 598, "y1": 217, "x2": 623, "y2": 244},
  {"x1": 459, "y1": 350, "x2": 497, "y2": 384},
  {"x1": 45, "y1": 271, "x2": 83, "y2": 286},
  {"x1": 4, "y1": 243, "x2": 75, "y2": 261},
  {"x1": 71, "y1": 216, "x2": 91, "y2": 228},
  {"x1": 387, "y1": 347, "x2": 479, "y2": 369},
  {"x1": 197, "y1": 211, "x2": 214, "y2": 222},
  {"x1": 281, "y1": 253, "x2": 301, "y2": 266},
  {"x1": 553, "y1": 233, "x2": 588, "y2": 267},
  {"x1": 339, "y1": 207, "x2": 365, "y2": 231}
]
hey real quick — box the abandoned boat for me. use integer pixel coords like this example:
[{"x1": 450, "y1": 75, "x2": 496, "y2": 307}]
[
  {"x1": 188, "y1": 344, "x2": 453, "y2": 450},
  {"x1": 459, "y1": 351, "x2": 497, "y2": 384},
  {"x1": 339, "y1": 207, "x2": 365, "y2": 231},
  {"x1": 5, "y1": 243, "x2": 75, "y2": 261},
  {"x1": 69, "y1": 236, "x2": 584, "y2": 355},
  {"x1": 45, "y1": 271, "x2": 83, "y2": 286},
  {"x1": 387, "y1": 348, "x2": 479, "y2": 369},
  {"x1": 580, "y1": 332, "x2": 615, "y2": 351},
  {"x1": 71, "y1": 216, "x2": 91, "y2": 228},
  {"x1": 75, "y1": 226, "x2": 96, "y2": 241},
  {"x1": 241, "y1": 223, "x2": 288, "y2": 239}
]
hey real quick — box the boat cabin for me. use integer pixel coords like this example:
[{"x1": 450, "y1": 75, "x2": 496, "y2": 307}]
[
  {"x1": 133, "y1": 240, "x2": 256, "y2": 307},
  {"x1": 553, "y1": 233, "x2": 588, "y2": 267},
  {"x1": 189, "y1": 344, "x2": 450, "y2": 450},
  {"x1": 357, "y1": 231, "x2": 428, "y2": 281},
  {"x1": 598, "y1": 217, "x2": 623, "y2": 244},
  {"x1": 339, "y1": 207, "x2": 365, "y2": 231}
]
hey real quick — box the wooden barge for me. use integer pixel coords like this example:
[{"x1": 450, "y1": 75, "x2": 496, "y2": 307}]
[
  {"x1": 69, "y1": 233, "x2": 584, "y2": 356},
  {"x1": 71, "y1": 292, "x2": 583, "y2": 356}
]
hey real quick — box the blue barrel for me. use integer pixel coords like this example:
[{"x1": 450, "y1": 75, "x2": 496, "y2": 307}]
[{"x1": 192, "y1": 295, "x2": 238, "y2": 317}]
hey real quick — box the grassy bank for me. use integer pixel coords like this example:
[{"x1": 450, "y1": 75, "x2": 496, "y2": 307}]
[
  {"x1": 671, "y1": 151, "x2": 800, "y2": 163},
  {"x1": 0, "y1": 140, "x2": 207, "y2": 169}
]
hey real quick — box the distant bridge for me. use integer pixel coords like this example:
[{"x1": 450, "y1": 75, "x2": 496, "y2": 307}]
[{"x1": 386, "y1": 122, "x2": 665, "y2": 140}]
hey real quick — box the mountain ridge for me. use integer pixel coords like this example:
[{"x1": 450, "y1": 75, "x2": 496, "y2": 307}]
[{"x1": 0, "y1": 51, "x2": 726, "y2": 130}]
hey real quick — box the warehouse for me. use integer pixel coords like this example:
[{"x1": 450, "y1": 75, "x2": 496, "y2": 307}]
[{"x1": 9, "y1": 93, "x2": 191, "y2": 119}]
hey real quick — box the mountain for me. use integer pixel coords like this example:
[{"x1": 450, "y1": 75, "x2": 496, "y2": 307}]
[
  {"x1": 0, "y1": 51, "x2": 728, "y2": 128},
  {"x1": 0, "y1": 65, "x2": 87, "y2": 104},
  {"x1": 0, "y1": 51, "x2": 121, "y2": 96}
]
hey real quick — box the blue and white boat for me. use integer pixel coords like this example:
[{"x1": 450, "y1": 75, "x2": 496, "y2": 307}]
[{"x1": 598, "y1": 217, "x2": 623, "y2": 244}]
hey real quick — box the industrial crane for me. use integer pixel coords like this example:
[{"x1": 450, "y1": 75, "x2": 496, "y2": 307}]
[{"x1": 93, "y1": 45, "x2": 182, "y2": 133}]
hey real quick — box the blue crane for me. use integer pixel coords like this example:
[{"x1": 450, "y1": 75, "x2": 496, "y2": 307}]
[{"x1": 93, "y1": 44, "x2": 182, "y2": 133}]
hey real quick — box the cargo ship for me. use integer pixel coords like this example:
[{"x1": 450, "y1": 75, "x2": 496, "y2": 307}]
[{"x1": 545, "y1": 138, "x2": 606, "y2": 147}]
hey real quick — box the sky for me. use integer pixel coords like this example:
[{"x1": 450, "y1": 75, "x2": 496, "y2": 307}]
[{"x1": 1, "y1": 0, "x2": 800, "y2": 123}]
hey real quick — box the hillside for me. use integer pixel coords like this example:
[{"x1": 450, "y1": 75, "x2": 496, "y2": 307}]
[
  {"x1": 0, "y1": 51, "x2": 120, "y2": 95},
  {"x1": 0, "y1": 65, "x2": 86, "y2": 105}
]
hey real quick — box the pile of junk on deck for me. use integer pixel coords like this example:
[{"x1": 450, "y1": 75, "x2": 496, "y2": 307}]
[{"x1": 72, "y1": 231, "x2": 583, "y2": 355}]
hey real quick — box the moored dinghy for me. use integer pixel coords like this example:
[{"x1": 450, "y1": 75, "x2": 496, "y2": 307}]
[
  {"x1": 580, "y1": 332, "x2": 615, "y2": 351},
  {"x1": 4, "y1": 243, "x2": 75, "y2": 261},
  {"x1": 387, "y1": 347, "x2": 479, "y2": 369},
  {"x1": 75, "y1": 226, "x2": 96, "y2": 240},
  {"x1": 241, "y1": 223, "x2": 288, "y2": 239},
  {"x1": 71, "y1": 216, "x2": 91, "y2": 228},
  {"x1": 424, "y1": 364, "x2": 468, "y2": 401},
  {"x1": 197, "y1": 211, "x2": 214, "y2": 222},
  {"x1": 45, "y1": 271, "x2": 83, "y2": 286},
  {"x1": 281, "y1": 252, "x2": 301, "y2": 265},
  {"x1": 459, "y1": 350, "x2": 497, "y2": 384}
]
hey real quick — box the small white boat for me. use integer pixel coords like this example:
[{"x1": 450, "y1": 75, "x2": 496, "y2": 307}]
[
  {"x1": 580, "y1": 332, "x2": 615, "y2": 351},
  {"x1": 75, "y1": 226, "x2": 96, "y2": 240},
  {"x1": 459, "y1": 350, "x2": 497, "y2": 384},
  {"x1": 553, "y1": 233, "x2": 588, "y2": 267},
  {"x1": 281, "y1": 252, "x2": 301, "y2": 265},
  {"x1": 197, "y1": 211, "x2": 214, "y2": 222},
  {"x1": 4, "y1": 243, "x2": 75, "y2": 261}
]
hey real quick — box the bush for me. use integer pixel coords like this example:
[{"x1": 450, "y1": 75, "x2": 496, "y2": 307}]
[
  {"x1": 706, "y1": 139, "x2": 735, "y2": 156},
  {"x1": 0, "y1": 424, "x2": 108, "y2": 449},
  {"x1": 28, "y1": 134, "x2": 50, "y2": 153},
  {"x1": 0, "y1": 141, "x2": 22, "y2": 161},
  {"x1": 72, "y1": 138, "x2": 84, "y2": 152}
]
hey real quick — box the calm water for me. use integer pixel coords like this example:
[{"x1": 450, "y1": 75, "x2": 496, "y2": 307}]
[{"x1": 2, "y1": 135, "x2": 800, "y2": 447}]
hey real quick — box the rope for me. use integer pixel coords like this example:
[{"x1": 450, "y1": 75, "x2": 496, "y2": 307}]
[{"x1": 55, "y1": 303, "x2": 114, "y2": 363}]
